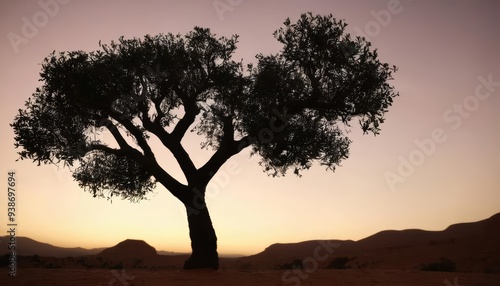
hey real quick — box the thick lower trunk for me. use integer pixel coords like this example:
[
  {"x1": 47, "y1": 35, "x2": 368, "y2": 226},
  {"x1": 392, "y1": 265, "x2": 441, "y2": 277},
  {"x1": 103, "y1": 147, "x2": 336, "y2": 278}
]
[{"x1": 183, "y1": 196, "x2": 219, "y2": 270}]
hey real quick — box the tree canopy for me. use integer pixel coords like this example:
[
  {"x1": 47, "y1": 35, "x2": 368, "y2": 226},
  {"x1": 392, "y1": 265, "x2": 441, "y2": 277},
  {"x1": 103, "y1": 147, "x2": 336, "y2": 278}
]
[{"x1": 12, "y1": 13, "x2": 398, "y2": 202}]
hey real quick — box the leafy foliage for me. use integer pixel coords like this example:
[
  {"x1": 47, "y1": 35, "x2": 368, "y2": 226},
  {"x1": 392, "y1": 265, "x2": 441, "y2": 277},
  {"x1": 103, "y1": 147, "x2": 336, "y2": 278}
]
[
  {"x1": 11, "y1": 13, "x2": 398, "y2": 201},
  {"x1": 73, "y1": 152, "x2": 155, "y2": 201},
  {"x1": 240, "y1": 13, "x2": 398, "y2": 176}
]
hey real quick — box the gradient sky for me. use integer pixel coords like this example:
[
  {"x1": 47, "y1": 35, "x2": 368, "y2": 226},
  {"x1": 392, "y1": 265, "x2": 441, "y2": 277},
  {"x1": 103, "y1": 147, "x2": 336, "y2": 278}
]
[{"x1": 1, "y1": 0, "x2": 499, "y2": 255}]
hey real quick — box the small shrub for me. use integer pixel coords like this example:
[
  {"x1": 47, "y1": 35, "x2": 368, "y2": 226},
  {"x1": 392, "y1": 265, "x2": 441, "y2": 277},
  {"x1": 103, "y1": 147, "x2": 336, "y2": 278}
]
[
  {"x1": 484, "y1": 267, "x2": 494, "y2": 273},
  {"x1": 421, "y1": 257, "x2": 456, "y2": 272},
  {"x1": 45, "y1": 262, "x2": 61, "y2": 269},
  {"x1": 110, "y1": 261, "x2": 123, "y2": 269},
  {"x1": 133, "y1": 258, "x2": 143, "y2": 268},
  {"x1": 484, "y1": 264, "x2": 500, "y2": 273},
  {"x1": 0, "y1": 254, "x2": 9, "y2": 267},
  {"x1": 280, "y1": 259, "x2": 303, "y2": 269},
  {"x1": 328, "y1": 257, "x2": 351, "y2": 269}
]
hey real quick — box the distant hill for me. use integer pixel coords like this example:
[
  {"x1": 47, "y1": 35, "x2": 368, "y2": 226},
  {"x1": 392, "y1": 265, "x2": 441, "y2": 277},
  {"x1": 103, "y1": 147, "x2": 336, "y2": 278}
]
[
  {"x1": 0, "y1": 236, "x2": 105, "y2": 257},
  {"x1": 236, "y1": 212, "x2": 500, "y2": 272},
  {"x1": 235, "y1": 239, "x2": 348, "y2": 270},
  {"x1": 0, "y1": 236, "x2": 233, "y2": 259},
  {"x1": 97, "y1": 239, "x2": 157, "y2": 260},
  {"x1": 2, "y1": 212, "x2": 499, "y2": 272}
]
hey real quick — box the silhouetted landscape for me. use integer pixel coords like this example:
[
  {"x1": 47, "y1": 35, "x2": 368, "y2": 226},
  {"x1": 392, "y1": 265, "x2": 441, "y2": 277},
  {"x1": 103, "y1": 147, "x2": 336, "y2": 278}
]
[
  {"x1": 3, "y1": 0, "x2": 500, "y2": 285},
  {"x1": 2, "y1": 213, "x2": 499, "y2": 285}
]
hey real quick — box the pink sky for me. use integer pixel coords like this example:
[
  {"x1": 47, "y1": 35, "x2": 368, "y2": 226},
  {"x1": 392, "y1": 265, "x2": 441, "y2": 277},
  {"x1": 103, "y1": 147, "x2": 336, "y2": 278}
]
[{"x1": 1, "y1": 0, "x2": 499, "y2": 255}]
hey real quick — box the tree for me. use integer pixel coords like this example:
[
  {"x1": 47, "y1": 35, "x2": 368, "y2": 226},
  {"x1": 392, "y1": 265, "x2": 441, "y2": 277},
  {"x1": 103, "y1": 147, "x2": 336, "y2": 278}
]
[{"x1": 11, "y1": 13, "x2": 398, "y2": 270}]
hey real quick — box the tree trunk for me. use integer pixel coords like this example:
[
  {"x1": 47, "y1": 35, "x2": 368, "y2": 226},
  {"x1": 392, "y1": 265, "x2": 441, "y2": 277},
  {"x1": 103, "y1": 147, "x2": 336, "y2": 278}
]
[{"x1": 183, "y1": 191, "x2": 219, "y2": 270}]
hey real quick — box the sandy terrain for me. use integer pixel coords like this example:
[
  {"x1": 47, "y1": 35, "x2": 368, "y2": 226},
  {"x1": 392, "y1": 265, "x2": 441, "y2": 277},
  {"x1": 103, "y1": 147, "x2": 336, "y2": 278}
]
[{"x1": 1, "y1": 268, "x2": 499, "y2": 286}]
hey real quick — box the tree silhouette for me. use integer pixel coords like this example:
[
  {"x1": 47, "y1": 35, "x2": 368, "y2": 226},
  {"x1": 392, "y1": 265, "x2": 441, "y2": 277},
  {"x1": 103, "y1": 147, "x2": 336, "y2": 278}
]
[{"x1": 11, "y1": 13, "x2": 398, "y2": 270}]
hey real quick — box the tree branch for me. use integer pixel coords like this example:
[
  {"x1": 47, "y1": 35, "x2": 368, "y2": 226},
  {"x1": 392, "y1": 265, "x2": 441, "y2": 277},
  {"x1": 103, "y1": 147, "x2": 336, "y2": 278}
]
[
  {"x1": 98, "y1": 117, "x2": 187, "y2": 200},
  {"x1": 108, "y1": 111, "x2": 155, "y2": 159},
  {"x1": 88, "y1": 143, "x2": 125, "y2": 156},
  {"x1": 98, "y1": 118, "x2": 134, "y2": 152},
  {"x1": 135, "y1": 86, "x2": 198, "y2": 184},
  {"x1": 171, "y1": 96, "x2": 199, "y2": 141},
  {"x1": 136, "y1": 152, "x2": 188, "y2": 201},
  {"x1": 197, "y1": 115, "x2": 240, "y2": 185}
]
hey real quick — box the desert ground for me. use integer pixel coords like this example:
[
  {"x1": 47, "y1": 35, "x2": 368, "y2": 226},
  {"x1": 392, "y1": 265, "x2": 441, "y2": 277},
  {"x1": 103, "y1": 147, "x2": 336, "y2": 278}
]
[
  {"x1": 1, "y1": 268, "x2": 500, "y2": 286},
  {"x1": 2, "y1": 213, "x2": 499, "y2": 285}
]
